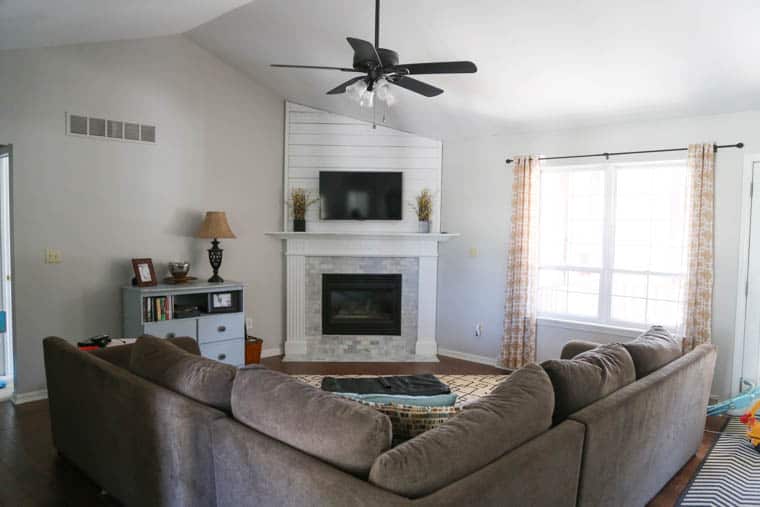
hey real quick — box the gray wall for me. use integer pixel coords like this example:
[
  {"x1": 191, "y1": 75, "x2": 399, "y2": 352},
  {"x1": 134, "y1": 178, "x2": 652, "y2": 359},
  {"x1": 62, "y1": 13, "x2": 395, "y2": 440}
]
[
  {"x1": 438, "y1": 110, "x2": 760, "y2": 399},
  {"x1": 0, "y1": 35, "x2": 284, "y2": 396}
]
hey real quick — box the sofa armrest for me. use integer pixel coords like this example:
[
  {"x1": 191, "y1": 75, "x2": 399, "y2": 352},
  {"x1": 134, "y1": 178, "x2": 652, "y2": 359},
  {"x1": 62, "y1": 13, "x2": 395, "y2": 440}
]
[
  {"x1": 44, "y1": 336, "x2": 225, "y2": 507},
  {"x1": 560, "y1": 339, "x2": 601, "y2": 359},
  {"x1": 212, "y1": 418, "x2": 410, "y2": 507}
]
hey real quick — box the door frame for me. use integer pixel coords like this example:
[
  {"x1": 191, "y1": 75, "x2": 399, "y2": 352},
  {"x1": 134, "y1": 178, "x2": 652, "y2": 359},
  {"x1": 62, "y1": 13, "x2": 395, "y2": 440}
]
[
  {"x1": 731, "y1": 152, "x2": 760, "y2": 396},
  {"x1": 0, "y1": 144, "x2": 13, "y2": 388}
]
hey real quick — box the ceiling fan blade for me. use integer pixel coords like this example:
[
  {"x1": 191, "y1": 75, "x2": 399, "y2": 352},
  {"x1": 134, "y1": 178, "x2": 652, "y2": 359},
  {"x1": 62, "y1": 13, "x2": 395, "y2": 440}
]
[
  {"x1": 326, "y1": 76, "x2": 367, "y2": 95},
  {"x1": 390, "y1": 76, "x2": 443, "y2": 97},
  {"x1": 346, "y1": 37, "x2": 381, "y2": 66},
  {"x1": 393, "y1": 61, "x2": 477, "y2": 75},
  {"x1": 271, "y1": 64, "x2": 360, "y2": 72}
]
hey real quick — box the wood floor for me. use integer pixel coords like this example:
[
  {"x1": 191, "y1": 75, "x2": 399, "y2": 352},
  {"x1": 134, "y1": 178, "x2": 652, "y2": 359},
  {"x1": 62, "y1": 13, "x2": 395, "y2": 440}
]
[{"x1": 0, "y1": 356, "x2": 723, "y2": 506}]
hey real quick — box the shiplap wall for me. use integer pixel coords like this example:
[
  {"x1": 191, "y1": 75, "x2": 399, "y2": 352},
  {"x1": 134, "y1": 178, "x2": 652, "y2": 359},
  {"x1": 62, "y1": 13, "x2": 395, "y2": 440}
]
[{"x1": 284, "y1": 102, "x2": 442, "y2": 233}]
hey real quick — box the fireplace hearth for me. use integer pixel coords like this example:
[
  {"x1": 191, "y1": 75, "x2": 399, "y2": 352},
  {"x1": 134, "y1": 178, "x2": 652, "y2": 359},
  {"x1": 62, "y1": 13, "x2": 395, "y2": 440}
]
[{"x1": 322, "y1": 274, "x2": 402, "y2": 335}]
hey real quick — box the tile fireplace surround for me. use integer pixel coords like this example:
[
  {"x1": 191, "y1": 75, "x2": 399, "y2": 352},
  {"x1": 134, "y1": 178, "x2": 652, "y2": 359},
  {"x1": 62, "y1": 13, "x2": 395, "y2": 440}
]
[{"x1": 266, "y1": 232, "x2": 459, "y2": 361}]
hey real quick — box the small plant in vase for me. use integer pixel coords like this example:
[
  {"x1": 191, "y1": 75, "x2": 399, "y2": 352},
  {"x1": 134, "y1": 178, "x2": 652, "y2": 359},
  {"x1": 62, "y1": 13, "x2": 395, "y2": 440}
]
[
  {"x1": 411, "y1": 189, "x2": 434, "y2": 233},
  {"x1": 288, "y1": 188, "x2": 319, "y2": 232}
]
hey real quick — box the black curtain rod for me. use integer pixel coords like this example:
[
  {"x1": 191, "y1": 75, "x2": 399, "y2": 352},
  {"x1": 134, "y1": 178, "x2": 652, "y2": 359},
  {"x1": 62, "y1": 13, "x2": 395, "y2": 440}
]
[{"x1": 505, "y1": 142, "x2": 744, "y2": 164}]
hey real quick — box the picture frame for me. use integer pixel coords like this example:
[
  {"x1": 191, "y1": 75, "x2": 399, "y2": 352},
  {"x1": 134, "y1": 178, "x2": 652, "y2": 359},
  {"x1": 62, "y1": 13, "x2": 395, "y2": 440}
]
[{"x1": 131, "y1": 258, "x2": 157, "y2": 287}]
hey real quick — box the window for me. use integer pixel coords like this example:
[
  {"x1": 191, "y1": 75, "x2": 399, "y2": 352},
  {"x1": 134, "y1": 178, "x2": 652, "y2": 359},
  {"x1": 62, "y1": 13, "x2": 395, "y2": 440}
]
[{"x1": 537, "y1": 160, "x2": 690, "y2": 330}]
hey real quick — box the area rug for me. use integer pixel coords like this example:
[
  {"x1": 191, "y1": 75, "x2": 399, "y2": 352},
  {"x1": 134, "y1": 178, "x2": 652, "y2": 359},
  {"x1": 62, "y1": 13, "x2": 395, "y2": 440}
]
[
  {"x1": 292, "y1": 374, "x2": 509, "y2": 406},
  {"x1": 677, "y1": 417, "x2": 760, "y2": 506}
]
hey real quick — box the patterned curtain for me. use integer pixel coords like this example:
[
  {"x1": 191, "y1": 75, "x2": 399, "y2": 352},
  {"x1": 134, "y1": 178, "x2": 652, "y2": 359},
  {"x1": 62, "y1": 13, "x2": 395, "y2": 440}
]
[
  {"x1": 683, "y1": 143, "x2": 715, "y2": 351},
  {"x1": 501, "y1": 156, "x2": 541, "y2": 368}
]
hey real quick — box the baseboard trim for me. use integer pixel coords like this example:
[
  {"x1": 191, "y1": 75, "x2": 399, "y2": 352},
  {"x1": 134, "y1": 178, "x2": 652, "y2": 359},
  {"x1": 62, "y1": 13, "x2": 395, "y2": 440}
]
[
  {"x1": 12, "y1": 389, "x2": 48, "y2": 405},
  {"x1": 261, "y1": 346, "x2": 283, "y2": 359},
  {"x1": 438, "y1": 348, "x2": 504, "y2": 368}
]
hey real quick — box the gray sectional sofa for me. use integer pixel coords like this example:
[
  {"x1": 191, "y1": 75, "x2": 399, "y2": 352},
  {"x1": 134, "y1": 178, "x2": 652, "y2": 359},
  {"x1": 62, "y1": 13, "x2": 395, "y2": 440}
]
[{"x1": 43, "y1": 329, "x2": 716, "y2": 507}]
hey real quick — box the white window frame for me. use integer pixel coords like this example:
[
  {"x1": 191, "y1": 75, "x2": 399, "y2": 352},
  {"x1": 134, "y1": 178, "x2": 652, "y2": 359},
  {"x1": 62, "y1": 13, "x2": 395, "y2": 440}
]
[{"x1": 536, "y1": 159, "x2": 689, "y2": 333}]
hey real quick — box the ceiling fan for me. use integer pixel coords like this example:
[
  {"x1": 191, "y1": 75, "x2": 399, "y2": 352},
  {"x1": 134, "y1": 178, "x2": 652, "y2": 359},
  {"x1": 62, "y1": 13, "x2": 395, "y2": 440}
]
[{"x1": 271, "y1": 0, "x2": 477, "y2": 108}]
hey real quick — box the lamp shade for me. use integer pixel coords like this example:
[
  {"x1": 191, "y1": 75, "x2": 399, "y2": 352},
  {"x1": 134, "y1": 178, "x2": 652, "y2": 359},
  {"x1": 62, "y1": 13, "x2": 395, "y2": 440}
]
[{"x1": 196, "y1": 211, "x2": 236, "y2": 239}]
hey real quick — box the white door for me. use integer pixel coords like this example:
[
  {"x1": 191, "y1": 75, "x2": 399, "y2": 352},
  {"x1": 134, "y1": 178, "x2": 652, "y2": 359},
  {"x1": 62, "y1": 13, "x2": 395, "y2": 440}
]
[
  {"x1": 0, "y1": 146, "x2": 12, "y2": 397},
  {"x1": 740, "y1": 160, "x2": 760, "y2": 392}
]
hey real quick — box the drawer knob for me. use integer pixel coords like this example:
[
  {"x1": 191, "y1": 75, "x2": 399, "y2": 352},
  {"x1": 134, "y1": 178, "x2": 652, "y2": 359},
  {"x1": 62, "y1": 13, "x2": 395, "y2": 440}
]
[
  {"x1": 218, "y1": 325, "x2": 227, "y2": 332},
  {"x1": 166, "y1": 333, "x2": 175, "y2": 339},
  {"x1": 217, "y1": 353, "x2": 227, "y2": 360}
]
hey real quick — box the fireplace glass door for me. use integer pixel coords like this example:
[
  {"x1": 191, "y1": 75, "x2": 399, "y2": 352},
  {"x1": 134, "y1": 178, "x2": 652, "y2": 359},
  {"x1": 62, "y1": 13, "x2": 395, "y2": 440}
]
[{"x1": 322, "y1": 274, "x2": 402, "y2": 335}]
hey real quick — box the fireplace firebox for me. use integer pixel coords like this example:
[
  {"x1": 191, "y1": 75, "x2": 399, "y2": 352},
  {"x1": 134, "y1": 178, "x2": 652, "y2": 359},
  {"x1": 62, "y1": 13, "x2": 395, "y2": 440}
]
[{"x1": 322, "y1": 274, "x2": 402, "y2": 335}]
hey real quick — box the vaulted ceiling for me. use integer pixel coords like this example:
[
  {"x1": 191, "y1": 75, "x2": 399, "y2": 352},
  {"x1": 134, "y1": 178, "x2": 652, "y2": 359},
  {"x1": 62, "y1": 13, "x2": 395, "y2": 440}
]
[{"x1": 3, "y1": 0, "x2": 760, "y2": 140}]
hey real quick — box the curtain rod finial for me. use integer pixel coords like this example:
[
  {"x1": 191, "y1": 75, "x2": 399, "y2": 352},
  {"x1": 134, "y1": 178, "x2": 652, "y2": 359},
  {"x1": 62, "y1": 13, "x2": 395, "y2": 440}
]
[
  {"x1": 505, "y1": 158, "x2": 513, "y2": 164},
  {"x1": 738, "y1": 142, "x2": 745, "y2": 149}
]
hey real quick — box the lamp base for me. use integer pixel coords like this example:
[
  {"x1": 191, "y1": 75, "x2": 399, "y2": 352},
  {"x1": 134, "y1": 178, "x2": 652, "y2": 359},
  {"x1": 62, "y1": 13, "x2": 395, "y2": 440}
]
[
  {"x1": 207, "y1": 238, "x2": 225, "y2": 283},
  {"x1": 208, "y1": 274, "x2": 224, "y2": 283}
]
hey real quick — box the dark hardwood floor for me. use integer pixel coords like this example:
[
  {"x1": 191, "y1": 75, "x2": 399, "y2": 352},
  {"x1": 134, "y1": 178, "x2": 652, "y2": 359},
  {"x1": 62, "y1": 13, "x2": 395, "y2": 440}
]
[{"x1": 0, "y1": 356, "x2": 724, "y2": 506}]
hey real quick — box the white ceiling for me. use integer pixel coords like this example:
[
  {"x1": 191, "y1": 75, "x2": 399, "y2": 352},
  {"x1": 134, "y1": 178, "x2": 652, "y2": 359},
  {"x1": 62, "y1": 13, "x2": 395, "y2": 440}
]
[
  {"x1": 187, "y1": 0, "x2": 760, "y2": 139},
  {"x1": 2, "y1": 1, "x2": 760, "y2": 140},
  {"x1": 0, "y1": 0, "x2": 251, "y2": 50}
]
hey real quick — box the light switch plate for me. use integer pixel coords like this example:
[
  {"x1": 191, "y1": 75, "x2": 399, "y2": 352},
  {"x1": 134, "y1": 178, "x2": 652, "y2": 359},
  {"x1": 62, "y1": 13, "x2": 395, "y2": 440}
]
[
  {"x1": 469, "y1": 247, "x2": 479, "y2": 257},
  {"x1": 45, "y1": 248, "x2": 62, "y2": 264}
]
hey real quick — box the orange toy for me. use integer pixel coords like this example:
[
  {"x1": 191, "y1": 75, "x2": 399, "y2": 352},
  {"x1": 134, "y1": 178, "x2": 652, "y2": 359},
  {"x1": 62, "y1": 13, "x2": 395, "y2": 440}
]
[{"x1": 739, "y1": 400, "x2": 760, "y2": 451}]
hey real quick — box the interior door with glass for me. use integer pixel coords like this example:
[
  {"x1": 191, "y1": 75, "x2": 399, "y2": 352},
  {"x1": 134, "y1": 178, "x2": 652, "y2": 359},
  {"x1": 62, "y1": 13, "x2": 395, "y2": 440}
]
[{"x1": 741, "y1": 160, "x2": 760, "y2": 393}]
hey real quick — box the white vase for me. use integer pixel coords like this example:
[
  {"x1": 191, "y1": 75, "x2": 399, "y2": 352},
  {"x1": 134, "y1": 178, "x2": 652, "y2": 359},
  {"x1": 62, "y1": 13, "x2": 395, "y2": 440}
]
[{"x1": 418, "y1": 220, "x2": 431, "y2": 233}]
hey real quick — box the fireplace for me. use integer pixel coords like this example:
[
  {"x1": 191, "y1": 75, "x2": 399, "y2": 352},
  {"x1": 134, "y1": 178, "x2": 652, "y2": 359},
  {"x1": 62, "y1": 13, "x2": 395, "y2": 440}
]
[{"x1": 322, "y1": 274, "x2": 402, "y2": 335}]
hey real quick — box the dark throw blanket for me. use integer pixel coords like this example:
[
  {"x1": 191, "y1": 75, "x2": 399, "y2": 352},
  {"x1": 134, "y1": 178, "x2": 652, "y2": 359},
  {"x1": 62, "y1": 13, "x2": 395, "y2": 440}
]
[{"x1": 321, "y1": 374, "x2": 451, "y2": 396}]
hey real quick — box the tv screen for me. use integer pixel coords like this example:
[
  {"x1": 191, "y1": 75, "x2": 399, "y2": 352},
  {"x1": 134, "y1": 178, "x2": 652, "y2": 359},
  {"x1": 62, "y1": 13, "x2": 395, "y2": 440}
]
[{"x1": 319, "y1": 171, "x2": 402, "y2": 220}]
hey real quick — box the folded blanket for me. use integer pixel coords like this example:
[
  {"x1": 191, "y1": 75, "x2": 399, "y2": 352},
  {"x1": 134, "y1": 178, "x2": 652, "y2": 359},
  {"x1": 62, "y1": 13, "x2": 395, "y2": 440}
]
[
  {"x1": 321, "y1": 374, "x2": 450, "y2": 396},
  {"x1": 333, "y1": 392, "x2": 458, "y2": 407}
]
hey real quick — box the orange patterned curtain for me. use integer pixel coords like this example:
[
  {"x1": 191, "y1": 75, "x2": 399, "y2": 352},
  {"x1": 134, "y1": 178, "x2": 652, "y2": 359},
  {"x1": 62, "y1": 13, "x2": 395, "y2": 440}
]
[
  {"x1": 501, "y1": 156, "x2": 541, "y2": 368},
  {"x1": 683, "y1": 143, "x2": 714, "y2": 351}
]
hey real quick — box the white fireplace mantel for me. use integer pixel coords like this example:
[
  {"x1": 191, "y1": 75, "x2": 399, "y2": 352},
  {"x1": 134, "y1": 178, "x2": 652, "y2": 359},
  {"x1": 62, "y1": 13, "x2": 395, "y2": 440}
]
[{"x1": 266, "y1": 231, "x2": 460, "y2": 361}]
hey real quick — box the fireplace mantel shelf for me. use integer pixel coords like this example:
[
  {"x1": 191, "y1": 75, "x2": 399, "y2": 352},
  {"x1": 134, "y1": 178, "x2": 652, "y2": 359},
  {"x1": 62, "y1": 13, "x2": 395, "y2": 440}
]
[{"x1": 266, "y1": 232, "x2": 460, "y2": 242}]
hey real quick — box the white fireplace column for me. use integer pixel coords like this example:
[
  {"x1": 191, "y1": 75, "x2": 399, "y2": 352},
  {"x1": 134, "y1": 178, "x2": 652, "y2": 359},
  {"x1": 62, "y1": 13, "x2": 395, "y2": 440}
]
[{"x1": 266, "y1": 232, "x2": 460, "y2": 362}]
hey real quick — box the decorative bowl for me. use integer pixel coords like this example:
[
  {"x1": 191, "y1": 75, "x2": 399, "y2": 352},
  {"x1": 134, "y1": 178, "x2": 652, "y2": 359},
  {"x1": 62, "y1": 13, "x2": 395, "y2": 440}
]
[{"x1": 168, "y1": 261, "x2": 190, "y2": 280}]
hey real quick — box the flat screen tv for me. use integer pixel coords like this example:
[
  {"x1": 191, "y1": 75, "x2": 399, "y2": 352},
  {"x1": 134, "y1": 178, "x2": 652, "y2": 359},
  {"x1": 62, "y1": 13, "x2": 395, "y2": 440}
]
[{"x1": 319, "y1": 171, "x2": 402, "y2": 220}]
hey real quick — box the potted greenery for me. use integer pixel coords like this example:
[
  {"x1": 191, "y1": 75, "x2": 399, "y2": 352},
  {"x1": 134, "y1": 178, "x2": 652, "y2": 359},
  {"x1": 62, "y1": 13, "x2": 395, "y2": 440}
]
[
  {"x1": 288, "y1": 188, "x2": 319, "y2": 232},
  {"x1": 411, "y1": 188, "x2": 434, "y2": 233}
]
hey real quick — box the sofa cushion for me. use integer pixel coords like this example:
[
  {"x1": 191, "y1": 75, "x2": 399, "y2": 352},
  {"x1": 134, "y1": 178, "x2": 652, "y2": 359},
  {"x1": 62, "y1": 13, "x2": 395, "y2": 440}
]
[
  {"x1": 92, "y1": 335, "x2": 200, "y2": 369},
  {"x1": 542, "y1": 343, "x2": 636, "y2": 423},
  {"x1": 622, "y1": 325, "x2": 682, "y2": 378},
  {"x1": 231, "y1": 366, "x2": 392, "y2": 477},
  {"x1": 129, "y1": 335, "x2": 236, "y2": 411},
  {"x1": 368, "y1": 364, "x2": 554, "y2": 498},
  {"x1": 560, "y1": 339, "x2": 602, "y2": 360}
]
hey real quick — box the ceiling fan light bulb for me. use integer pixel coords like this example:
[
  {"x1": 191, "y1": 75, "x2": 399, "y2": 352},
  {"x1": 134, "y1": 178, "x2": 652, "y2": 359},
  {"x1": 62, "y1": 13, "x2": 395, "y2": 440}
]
[
  {"x1": 359, "y1": 90, "x2": 374, "y2": 108},
  {"x1": 346, "y1": 80, "x2": 367, "y2": 101}
]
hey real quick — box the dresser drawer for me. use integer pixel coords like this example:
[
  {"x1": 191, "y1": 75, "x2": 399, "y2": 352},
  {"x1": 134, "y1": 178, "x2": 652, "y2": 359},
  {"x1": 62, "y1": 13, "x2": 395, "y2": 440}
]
[
  {"x1": 198, "y1": 313, "x2": 244, "y2": 344},
  {"x1": 200, "y1": 338, "x2": 244, "y2": 366},
  {"x1": 143, "y1": 319, "x2": 197, "y2": 340}
]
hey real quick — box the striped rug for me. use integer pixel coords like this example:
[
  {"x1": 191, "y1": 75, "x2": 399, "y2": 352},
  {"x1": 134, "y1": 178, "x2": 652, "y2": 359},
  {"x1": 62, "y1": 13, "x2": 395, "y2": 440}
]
[{"x1": 678, "y1": 418, "x2": 760, "y2": 506}]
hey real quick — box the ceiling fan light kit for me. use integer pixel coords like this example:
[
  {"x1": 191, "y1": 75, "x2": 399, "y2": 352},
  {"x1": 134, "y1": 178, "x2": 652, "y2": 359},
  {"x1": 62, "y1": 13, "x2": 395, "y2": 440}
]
[{"x1": 271, "y1": 0, "x2": 476, "y2": 109}]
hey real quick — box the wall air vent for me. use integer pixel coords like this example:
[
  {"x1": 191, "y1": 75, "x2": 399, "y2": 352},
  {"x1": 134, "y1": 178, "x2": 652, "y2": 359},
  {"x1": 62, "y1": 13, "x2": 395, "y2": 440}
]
[{"x1": 66, "y1": 113, "x2": 156, "y2": 144}]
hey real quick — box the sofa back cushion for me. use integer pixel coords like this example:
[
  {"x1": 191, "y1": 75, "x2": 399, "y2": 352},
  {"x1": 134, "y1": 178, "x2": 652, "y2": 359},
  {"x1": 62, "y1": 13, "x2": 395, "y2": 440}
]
[
  {"x1": 231, "y1": 366, "x2": 392, "y2": 477},
  {"x1": 622, "y1": 326, "x2": 682, "y2": 378},
  {"x1": 129, "y1": 335, "x2": 236, "y2": 411},
  {"x1": 542, "y1": 343, "x2": 636, "y2": 423},
  {"x1": 368, "y1": 364, "x2": 554, "y2": 498}
]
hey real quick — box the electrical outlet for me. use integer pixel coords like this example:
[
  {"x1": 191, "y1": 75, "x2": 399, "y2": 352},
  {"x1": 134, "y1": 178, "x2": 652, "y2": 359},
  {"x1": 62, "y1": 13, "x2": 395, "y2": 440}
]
[
  {"x1": 474, "y1": 323, "x2": 482, "y2": 337},
  {"x1": 45, "y1": 248, "x2": 62, "y2": 264}
]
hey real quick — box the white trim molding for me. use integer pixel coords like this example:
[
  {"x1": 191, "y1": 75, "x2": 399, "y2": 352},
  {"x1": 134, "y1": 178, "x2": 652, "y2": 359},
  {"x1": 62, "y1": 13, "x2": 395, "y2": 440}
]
[
  {"x1": 261, "y1": 346, "x2": 283, "y2": 359},
  {"x1": 12, "y1": 389, "x2": 47, "y2": 405},
  {"x1": 731, "y1": 153, "x2": 760, "y2": 397},
  {"x1": 437, "y1": 348, "x2": 502, "y2": 368}
]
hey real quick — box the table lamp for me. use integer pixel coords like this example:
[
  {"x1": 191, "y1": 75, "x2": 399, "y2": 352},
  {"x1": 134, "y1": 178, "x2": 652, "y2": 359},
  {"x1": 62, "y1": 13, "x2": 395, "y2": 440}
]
[{"x1": 196, "y1": 211, "x2": 236, "y2": 283}]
